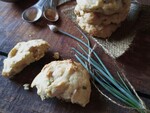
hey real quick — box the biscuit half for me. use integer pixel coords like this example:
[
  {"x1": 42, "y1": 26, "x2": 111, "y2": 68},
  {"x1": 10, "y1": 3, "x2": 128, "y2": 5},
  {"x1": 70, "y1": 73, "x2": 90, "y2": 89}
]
[{"x1": 2, "y1": 39, "x2": 50, "y2": 78}]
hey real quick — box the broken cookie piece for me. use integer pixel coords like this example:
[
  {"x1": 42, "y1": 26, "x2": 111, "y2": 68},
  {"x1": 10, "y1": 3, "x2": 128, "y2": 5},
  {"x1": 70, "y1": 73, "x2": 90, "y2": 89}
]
[
  {"x1": 31, "y1": 59, "x2": 91, "y2": 107},
  {"x1": 2, "y1": 39, "x2": 50, "y2": 78}
]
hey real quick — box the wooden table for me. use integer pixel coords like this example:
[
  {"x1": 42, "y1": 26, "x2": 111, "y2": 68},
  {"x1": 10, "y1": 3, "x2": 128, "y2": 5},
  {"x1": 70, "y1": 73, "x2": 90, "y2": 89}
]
[{"x1": 0, "y1": 0, "x2": 150, "y2": 113}]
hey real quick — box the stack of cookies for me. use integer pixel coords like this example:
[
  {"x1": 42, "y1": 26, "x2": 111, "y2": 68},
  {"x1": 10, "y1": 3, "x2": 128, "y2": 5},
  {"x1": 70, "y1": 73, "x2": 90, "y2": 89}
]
[{"x1": 74, "y1": 0, "x2": 131, "y2": 38}]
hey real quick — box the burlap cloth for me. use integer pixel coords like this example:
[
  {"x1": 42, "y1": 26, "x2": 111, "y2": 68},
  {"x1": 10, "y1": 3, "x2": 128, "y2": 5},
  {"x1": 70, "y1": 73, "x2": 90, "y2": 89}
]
[{"x1": 61, "y1": 1, "x2": 142, "y2": 59}]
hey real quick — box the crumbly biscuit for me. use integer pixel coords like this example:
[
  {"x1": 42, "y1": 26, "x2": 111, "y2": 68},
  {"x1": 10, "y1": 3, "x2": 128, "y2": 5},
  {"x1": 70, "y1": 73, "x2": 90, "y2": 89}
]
[
  {"x1": 31, "y1": 60, "x2": 91, "y2": 107},
  {"x1": 76, "y1": 0, "x2": 130, "y2": 15},
  {"x1": 2, "y1": 39, "x2": 50, "y2": 77},
  {"x1": 77, "y1": 20, "x2": 119, "y2": 38},
  {"x1": 75, "y1": 4, "x2": 129, "y2": 25}
]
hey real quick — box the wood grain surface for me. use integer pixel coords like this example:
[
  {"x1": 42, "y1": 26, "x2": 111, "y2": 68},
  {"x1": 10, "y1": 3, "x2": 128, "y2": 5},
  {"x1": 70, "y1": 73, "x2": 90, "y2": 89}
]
[{"x1": 0, "y1": 0, "x2": 150, "y2": 113}]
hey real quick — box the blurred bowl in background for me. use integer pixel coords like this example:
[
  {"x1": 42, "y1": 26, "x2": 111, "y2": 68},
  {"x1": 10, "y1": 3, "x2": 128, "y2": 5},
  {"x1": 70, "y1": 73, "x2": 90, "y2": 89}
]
[{"x1": 0, "y1": 0, "x2": 20, "y2": 2}]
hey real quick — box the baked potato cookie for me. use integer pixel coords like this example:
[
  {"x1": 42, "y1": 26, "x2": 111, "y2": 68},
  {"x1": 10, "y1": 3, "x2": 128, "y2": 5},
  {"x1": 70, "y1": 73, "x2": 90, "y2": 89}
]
[
  {"x1": 75, "y1": 4, "x2": 129, "y2": 26},
  {"x1": 74, "y1": 0, "x2": 131, "y2": 38},
  {"x1": 2, "y1": 39, "x2": 50, "y2": 78},
  {"x1": 31, "y1": 60, "x2": 91, "y2": 107},
  {"x1": 77, "y1": 22, "x2": 119, "y2": 38}
]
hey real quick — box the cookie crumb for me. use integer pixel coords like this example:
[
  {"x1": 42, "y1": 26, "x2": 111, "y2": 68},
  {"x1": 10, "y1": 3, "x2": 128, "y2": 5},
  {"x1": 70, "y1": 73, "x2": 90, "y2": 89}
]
[
  {"x1": 53, "y1": 52, "x2": 60, "y2": 60},
  {"x1": 23, "y1": 84, "x2": 30, "y2": 90}
]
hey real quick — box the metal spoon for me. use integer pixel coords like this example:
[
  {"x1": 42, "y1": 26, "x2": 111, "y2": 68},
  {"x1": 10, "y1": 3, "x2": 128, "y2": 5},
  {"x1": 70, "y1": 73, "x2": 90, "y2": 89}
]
[
  {"x1": 43, "y1": 0, "x2": 59, "y2": 22},
  {"x1": 22, "y1": 0, "x2": 47, "y2": 22}
]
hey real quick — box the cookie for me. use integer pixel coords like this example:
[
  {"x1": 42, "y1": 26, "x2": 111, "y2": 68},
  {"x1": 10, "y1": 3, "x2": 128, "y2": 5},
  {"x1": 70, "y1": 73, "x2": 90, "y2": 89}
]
[
  {"x1": 77, "y1": 20, "x2": 119, "y2": 38},
  {"x1": 31, "y1": 59, "x2": 91, "y2": 107},
  {"x1": 74, "y1": 0, "x2": 130, "y2": 38},
  {"x1": 76, "y1": 0, "x2": 130, "y2": 15},
  {"x1": 2, "y1": 39, "x2": 50, "y2": 78},
  {"x1": 75, "y1": 4, "x2": 129, "y2": 25}
]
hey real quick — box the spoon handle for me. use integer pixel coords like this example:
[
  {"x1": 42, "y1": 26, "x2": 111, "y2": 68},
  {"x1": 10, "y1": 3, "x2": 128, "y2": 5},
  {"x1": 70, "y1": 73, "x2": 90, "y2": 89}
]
[
  {"x1": 36, "y1": 0, "x2": 48, "y2": 7},
  {"x1": 50, "y1": 0, "x2": 59, "y2": 8}
]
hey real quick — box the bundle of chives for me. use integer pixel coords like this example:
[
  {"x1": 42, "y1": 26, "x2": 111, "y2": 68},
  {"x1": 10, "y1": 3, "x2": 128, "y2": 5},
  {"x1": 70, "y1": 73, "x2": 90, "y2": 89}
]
[{"x1": 48, "y1": 25, "x2": 148, "y2": 113}]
